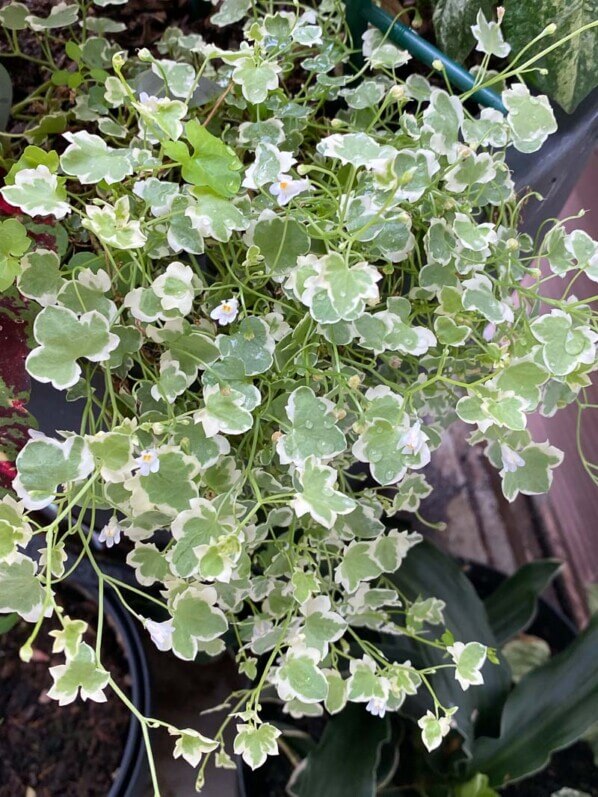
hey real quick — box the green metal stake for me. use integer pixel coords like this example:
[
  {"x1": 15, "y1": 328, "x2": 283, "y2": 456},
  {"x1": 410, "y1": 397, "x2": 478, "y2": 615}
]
[{"x1": 344, "y1": 0, "x2": 506, "y2": 114}]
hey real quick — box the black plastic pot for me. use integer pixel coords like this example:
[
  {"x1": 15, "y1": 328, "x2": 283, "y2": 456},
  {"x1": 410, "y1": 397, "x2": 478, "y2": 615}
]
[
  {"x1": 236, "y1": 559, "x2": 579, "y2": 797},
  {"x1": 507, "y1": 88, "x2": 598, "y2": 240},
  {"x1": 59, "y1": 558, "x2": 151, "y2": 797},
  {"x1": 13, "y1": 530, "x2": 151, "y2": 797}
]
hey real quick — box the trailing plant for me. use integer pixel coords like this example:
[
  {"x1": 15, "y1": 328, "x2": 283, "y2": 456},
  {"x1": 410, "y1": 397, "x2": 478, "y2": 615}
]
[
  {"x1": 0, "y1": 1, "x2": 597, "y2": 794},
  {"x1": 281, "y1": 545, "x2": 598, "y2": 796}
]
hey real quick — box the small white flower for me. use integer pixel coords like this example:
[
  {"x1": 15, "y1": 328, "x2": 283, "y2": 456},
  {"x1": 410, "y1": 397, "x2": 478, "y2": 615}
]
[
  {"x1": 366, "y1": 696, "x2": 388, "y2": 718},
  {"x1": 145, "y1": 618, "x2": 173, "y2": 652},
  {"x1": 210, "y1": 298, "x2": 239, "y2": 326},
  {"x1": 138, "y1": 91, "x2": 160, "y2": 110},
  {"x1": 500, "y1": 444, "x2": 525, "y2": 473},
  {"x1": 269, "y1": 174, "x2": 311, "y2": 206},
  {"x1": 135, "y1": 448, "x2": 160, "y2": 476},
  {"x1": 98, "y1": 516, "x2": 122, "y2": 548},
  {"x1": 399, "y1": 422, "x2": 428, "y2": 456}
]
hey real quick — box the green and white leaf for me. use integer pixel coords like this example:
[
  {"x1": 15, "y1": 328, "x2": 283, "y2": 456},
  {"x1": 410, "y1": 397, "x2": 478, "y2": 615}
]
[
  {"x1": 83, "y1": 197, "x2": 146, "y2": 250},
  {"x1": 448, "y1": 641, "x2": 488, "y2": 691},
  {"x1": 0, "y1": 165, "x2": 70, "y2": 219},
  {"x1": 503, "y1": 0, "x2": 598, "y2": 112},
  {"x1": 277, "y1": 386, "x2": 346, "y2": 465},
  {"x1": 195, "y1": 385, "x2": 255, "y2": 437},
  {"x1": 471, "y1": 10, "x2": 510, "y2": 58},
  {"x1": 503, "y1": 83, "x2": 557, "y2": 154},
  {"x1": 15, "y1": 434, "x2": 94, "y2": 510},
  {"x1": 17, "y1": 249, "x2": 64, "y2": 306},
  {"x1": 0, "y1": 554, "x2": 46, "y2": 621},
  {"x1": 530, "y1": 310, "x2": 596, "y2": 376},
  {"x1": 292, "y1": 457, "x2": 356, "y2": 529},
  {"x1": 60, "y1": 131, "x2": 134, "y2": 184},
  {"x1": 234, "y1": 722, "x2": 281, "y2": 770},
  {"x1": 127, "y1": 543, "x2": 170, "y2": 587},
  {"x1": 186, "y1": 189, "x2": 248, "y2": 242},
  {"x1": 48, "y1": 642, "x2": 110, "y2": 705},
  {"x1": 26, "y1": 306, "x2": 119, "y2": 390},
  {"x1": 171, "y1": 728, "x2": 218, "y2": 768},
  {"x1": 171, "y1": 585, "x2": 228, "y2": 660},
  {"x1": 276, "y1": 649, "x2": 329, "y2": 703},
  {"x1": 334, "y1": 541, "x2": 381, "y2": 594},
  {"x1": 26, "y1": 2, "x2": 79, "y2": 31}
]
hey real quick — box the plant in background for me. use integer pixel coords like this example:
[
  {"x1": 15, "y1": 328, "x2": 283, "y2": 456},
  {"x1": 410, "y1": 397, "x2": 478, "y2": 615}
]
[
  {"x1": 427, "y1": 0, "x2": 597, "y2": 112},
  {"x1": 281, "y1": 544, "x2": 598, "y2": 796},
  {"x1": 0, "y1": 1, "x2": 596, "y2": 794}
]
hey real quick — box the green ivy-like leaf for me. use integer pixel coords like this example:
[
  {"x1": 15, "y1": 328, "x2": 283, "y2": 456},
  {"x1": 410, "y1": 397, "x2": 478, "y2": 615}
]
[
  {"x1": 26, "y1": 305, "x2": 119, "y2": 390},
  {"x1": 163, "y1": 120, "x2": 243, "y2": 198},
  {"x1": 277, "y1": 386, "x2": 346, "y2": 466}
]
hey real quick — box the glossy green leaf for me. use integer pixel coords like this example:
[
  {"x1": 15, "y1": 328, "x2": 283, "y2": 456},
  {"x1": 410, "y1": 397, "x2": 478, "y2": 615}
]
[
  {"x1": 288, "y1": 703, "x2": 390, "y2": 797},
  {"x1": 469, "y1": 616, "x2": 598, "y2": 786},
  {"x1": 253, "y1": 217, "x2": 310, "y2": 277},
  {"x1": 163, "y1": 120, "x2": 243, "y2": 198}
]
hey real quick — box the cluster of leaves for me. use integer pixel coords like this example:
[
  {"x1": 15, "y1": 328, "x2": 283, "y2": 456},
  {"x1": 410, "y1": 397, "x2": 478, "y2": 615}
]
[
  {"x1": 0, "y1": 0, "x2": 596, "y2": 792},
  {"x1": 286, "y1": 548, "x2": 598, "y2": 796}
]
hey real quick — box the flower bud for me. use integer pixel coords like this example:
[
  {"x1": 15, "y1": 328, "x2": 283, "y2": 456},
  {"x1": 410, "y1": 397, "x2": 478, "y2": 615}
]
[
  {"x1": 348, "y1": 374, "x2": 361, "y2": 389},
  {"x1": 112, "y1": 51, "x2": 127, "y2": 69},
  {"x1": 19, "y1": 642, "x2": 33, "y2": 663},
  {"x1": 388, "y1": 85, "x2": 406, "y2": 101}
]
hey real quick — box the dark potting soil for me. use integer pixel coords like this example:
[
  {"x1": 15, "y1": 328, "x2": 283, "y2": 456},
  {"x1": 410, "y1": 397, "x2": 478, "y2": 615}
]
[
  {"x1": 0, "y1": 0, "x2": 241, "y2": 117},
  {"x1": 502, "y1": 742, "x2": 598, "y2": 796},
  {"x1": 0, "y1": 586, "x2": 131, "y2": 797}
]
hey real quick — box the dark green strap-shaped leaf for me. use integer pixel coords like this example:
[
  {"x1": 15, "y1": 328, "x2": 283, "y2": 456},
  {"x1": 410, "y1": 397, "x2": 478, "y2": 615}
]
[
  {"x1": 469, "y1": 614, "x2": 598, "y2": 787},
  {"x1": 287, "y1": 703, "x2": 390, "y2": 797},
  {"x1": 0, "y1": 63, "x2": 12, "y2": 132},
  {"x1": 0, "y1": 613, "x2": 18, "y2": 634},
  {"x1": 484, "y1": 559, "x2": 562, "y2": 646},
  {"x1": 388, "y1": 541, "x2": 511, "y2": 749}
]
